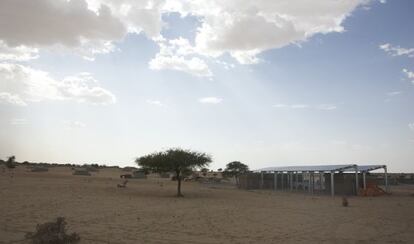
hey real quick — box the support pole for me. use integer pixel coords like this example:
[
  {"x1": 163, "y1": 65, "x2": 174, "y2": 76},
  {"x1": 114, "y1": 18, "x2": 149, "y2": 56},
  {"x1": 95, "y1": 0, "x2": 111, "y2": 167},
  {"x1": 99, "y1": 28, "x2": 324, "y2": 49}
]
[
  {"x1": 363, "y1": 172, "x2": 366, "y2": 190},
  {"x1": 290, "y1": 172, "x2": 293, "y2": 191},
  {"x1": 281, "y1": 173, "x2": 284, "y2": 191},
  {"x1": 330, "y1": 171, "x2": 334, "y2": 197},
  {"x1": 384, "y1": 166, "x2": 388, "y2": 193},
  {"x1": 295, "y1": 172, "x2": 298, "y2": 191},
  {"x1": 308, "y1": 172, "x2": 311, "y2": 194},
  {"x1": 274, "y1": 171, "x2": 277, "y2": 191},
  {"x1": 302, "y1": 172, "x2": 305, "y2": 191},
  {"x1": 260, "y1": 171, "x2": 264, "y2": 189},
  {"x1": 319, "y1": 172, "x2": 323, "y2": 192},
  {"x1": 311, "y1": 172, "x2": 314, "y2": 195},
  {"x1": 355, "y1": 165, "x2": 359, "y2": 195}
]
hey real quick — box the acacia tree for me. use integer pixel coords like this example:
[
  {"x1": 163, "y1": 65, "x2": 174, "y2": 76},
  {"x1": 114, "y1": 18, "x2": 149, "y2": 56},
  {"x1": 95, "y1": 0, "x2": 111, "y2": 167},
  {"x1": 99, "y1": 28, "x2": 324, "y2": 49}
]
[
  {"x1": 223, "y1": 161, "x2": 249, "y2": 185},
  {"x1": 6, "y1": 156, "x2": 16, "y2": 169},
  {"x1": 136, "y1": 148, "x2": 211, "y2": 197},
  {"x1": 201, "y1": 168, "x2": 209, "y2": 177}
]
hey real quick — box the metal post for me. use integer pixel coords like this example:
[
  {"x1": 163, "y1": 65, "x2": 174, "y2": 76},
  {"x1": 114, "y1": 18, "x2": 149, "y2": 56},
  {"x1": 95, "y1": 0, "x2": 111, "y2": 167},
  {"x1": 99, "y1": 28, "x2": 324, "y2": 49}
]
[
  {"x1": 286, "y1": 173, "x2": 289, "y2": 190},
  {"x1": 286, "y1": 172, "x2": 289, "y2": 191},
  {"x1": 384, "y1": 166, "x2": 388, "y2": 193},
  {"x1": 311, "y1": 172, "x2": 314, "y2": 194},
  {"x1": 308, "y1": 172, "x2": 311, "y2": 194},
  {"x1": 319, "y1": 172, "x2": 323, "y2": 191},
  {"x1": 290, "y1": 172, "x2": 293, "y2": 191},
  {"x1": 363, "y1": 172, "x2": 366, "y2": 190},
  {"x1": 274, "y1": 172, "x2": 277, "y2": 190},
  {"x1": 260, "y1": 172, "x2": 264, "y2": 189},
  {"x1": 355, "y1": 165, "x2": 359, "y2": 195},
  {"x1": 281, "y1": 173, "x2": 284, "y2": 191},
  {"x1": 295, "y1": 172, "x2": 298, "y2": 191},
  {"x1": 302, "y1": 172, "x2": 305, "y2": 191},
  {"x1": 330, "y1": 171, "x2": 334, "y2": 197}
]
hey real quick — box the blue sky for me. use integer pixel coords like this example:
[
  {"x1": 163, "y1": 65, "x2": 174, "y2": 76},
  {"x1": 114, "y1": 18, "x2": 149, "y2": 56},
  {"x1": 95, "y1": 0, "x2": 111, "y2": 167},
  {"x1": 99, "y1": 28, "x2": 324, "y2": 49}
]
[{"x1": 0, "y1": 0, "x2": 413, "y2": 172}]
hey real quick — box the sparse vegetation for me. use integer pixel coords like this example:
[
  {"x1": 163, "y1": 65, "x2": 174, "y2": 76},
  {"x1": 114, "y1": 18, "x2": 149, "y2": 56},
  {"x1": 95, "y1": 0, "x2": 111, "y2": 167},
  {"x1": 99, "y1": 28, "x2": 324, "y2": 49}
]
[
  {"x1": 25, "y1": 217, "x2": 80, "y2": 244},
  {"x1": 342, "y1": 197, "x2": 349, "y2": 207},
  {"x1": 136, "y1": 148, "x2": 211, "y2": 197},
  {"x1": 223, "y1": 161, "x2": 249, "y2": 185},
  {"x1": 5, "y1": 156, "x2": 16, "y2": 169},
  {"x1": 201, "y1": 168, "x2": 209, "y2": 177}
]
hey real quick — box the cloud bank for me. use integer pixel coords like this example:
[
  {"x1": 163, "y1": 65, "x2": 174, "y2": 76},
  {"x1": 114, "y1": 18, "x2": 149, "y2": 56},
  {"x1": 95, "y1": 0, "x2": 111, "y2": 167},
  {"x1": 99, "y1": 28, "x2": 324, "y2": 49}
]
[
  {"x1": 0, "y1": 0, "x2": 368, "y2": 76},
  {"x1": 0, "y1": 63, "x2": 116, "y2": 106}
]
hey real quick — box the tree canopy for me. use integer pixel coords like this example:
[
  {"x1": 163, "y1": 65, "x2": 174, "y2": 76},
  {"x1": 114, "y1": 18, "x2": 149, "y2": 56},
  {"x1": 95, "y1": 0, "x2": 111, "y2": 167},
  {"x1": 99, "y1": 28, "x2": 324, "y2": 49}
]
[
  {"x1": 136, "y1": 148, "x2": 211, "y2": 197},
  {"x1": 223, "y1": 161, "x2": 249, "y2": 185},
  {"x1": 6, "y1": 156, "x2": 16, "y2": 169}
]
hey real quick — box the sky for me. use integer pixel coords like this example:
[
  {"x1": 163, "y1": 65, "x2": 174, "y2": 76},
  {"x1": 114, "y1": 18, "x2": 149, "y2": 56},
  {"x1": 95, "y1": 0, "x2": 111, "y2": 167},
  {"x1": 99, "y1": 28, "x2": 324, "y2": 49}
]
[{"x1": 0, "y1": 0, "x2": 413, "y2": 172}]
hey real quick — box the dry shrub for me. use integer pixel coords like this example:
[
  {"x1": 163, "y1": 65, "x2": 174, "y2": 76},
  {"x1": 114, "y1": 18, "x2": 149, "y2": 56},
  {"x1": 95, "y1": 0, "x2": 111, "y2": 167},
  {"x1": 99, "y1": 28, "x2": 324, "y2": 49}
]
[
  {"x1": 25, "y1": 217, "x2": 80, "y2": 244},
  {"x1": 342, "y1": 197, "x2": 349, "y2": 207}
]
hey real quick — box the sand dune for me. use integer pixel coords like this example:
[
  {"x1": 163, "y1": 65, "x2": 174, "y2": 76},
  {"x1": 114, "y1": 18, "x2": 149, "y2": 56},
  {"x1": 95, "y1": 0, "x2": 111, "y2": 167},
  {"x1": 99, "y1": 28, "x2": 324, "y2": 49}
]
[{"x1": 1, "y1": 166, "x2": 413, "y2": 243}]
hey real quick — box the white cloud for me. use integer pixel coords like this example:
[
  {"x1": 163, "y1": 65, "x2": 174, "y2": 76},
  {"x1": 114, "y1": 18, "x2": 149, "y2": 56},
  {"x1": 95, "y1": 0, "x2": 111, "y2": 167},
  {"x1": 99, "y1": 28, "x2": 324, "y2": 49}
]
[
  {"x1": 0, "y1": 63, "x2": 116, "y2": 106},
  {"x1": 0, "y1": 0, "x2": 166, "y2": 60},
  {"x1": 385, "y1": 91, "x2": 402, "y2": 102},
  {"x1": 316, "y1": 104, "x2": 337, "y2": 110},
  {"x1": 0, "y1": 0, "x2": 127, "y2": 58},
  {"x1": 87, "y1": 0, "x2": 165, "y2": 38},
  {"x1": 166, "y1": 0, "x2": 367, "y2": 64},
  {"x1": 409, "y1": 123, "x2": 414, "y2": 132},
  {"x1": 273, "y1": 103, "x2": 337, "y2": 110},
  {"x1": 198, "y1": 97, "x2": 223, "y2": 104},
  {"x1": 214, "y1": 60, "x2": 235, "y2": 70},
  {"x1": 0, "y1": 0, "x2": 370, "y2": 75},
  {"x1": 379, "y1": 0, "x2": 386, "y2": 3},
  {"x1": 402, "y1": 69, "x2": 414, "y2": 79},
  {"x1": 10, "y1": 118, "x2": 27, "y2": 126},
  {"x1": 0, "y1": 41, "x2": 39, "y2": 61},
  {"x1": 149, "y1": 37, "x2": 212, "y2": 77},
  {"x1": 402, "y1": 69, "x2": 414, "y2": 84},
  {"x1": 63, "y1": 120, "x2": 87, "y2": 129},
  {"x1": 380, "y1": 43, "x2": 414, "y2": 58},
  {"x1": 230, "y1": 50, "x2": 261, "y2": 65},
  {"x1": 146, "y1": 99, "x2": 164, "y2": 106},
  {"x1": 273, "y1": 104, "x2": 309, "y2": 109},
  {"x1": 387, "y1": 91, "x2": 402, "y2": 96},
  {"x1": 0, "y1": 92, "x2": 27, "y2": 106},
  {"x1": 150, "y1": 55, "x2": 212, "y2": 77}
]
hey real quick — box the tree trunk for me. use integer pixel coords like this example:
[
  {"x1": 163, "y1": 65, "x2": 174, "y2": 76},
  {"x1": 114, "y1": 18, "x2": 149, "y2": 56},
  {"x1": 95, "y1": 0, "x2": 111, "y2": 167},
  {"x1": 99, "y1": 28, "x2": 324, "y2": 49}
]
[{"x1": 176, "y1": 171, "x2": 183, "y2": 197}]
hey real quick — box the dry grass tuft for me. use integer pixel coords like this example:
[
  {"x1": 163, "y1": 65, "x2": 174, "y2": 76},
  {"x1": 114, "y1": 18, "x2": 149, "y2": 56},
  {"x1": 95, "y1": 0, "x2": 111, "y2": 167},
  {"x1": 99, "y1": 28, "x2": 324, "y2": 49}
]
[{"x1": 25, "y1": 217, "x2": 80, "y2": 244}]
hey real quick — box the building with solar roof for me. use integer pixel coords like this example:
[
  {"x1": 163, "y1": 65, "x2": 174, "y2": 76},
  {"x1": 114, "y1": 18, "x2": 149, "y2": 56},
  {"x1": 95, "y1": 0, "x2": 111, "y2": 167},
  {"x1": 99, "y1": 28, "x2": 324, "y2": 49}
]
[{"x1": 239, "y1": 164, "x2": 388, "y2": 197}]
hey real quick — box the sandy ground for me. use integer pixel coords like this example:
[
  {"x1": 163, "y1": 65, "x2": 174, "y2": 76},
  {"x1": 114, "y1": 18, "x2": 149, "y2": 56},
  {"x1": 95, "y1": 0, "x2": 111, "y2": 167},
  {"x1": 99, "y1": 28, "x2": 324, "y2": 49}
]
[{"x1": 1, "y1": 166, "x2": 413, "y2": 244}]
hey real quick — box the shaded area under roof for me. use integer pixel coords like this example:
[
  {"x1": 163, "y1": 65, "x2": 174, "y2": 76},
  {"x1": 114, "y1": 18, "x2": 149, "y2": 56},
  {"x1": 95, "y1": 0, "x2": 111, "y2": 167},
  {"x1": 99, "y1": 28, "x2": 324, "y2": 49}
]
[{"x1": 257, "y1": 164, "x2": 386, "y2": 173}]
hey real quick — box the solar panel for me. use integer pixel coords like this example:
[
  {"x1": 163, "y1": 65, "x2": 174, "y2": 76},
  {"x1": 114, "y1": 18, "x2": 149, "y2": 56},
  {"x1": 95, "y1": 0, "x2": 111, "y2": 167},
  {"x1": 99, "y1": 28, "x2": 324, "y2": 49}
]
[
  {"x1": 256, "y1": 164, "x2": 386, "y2": 172},
  {"x1": 256, "y1": 164, "x2": 356, "y2": 172}
]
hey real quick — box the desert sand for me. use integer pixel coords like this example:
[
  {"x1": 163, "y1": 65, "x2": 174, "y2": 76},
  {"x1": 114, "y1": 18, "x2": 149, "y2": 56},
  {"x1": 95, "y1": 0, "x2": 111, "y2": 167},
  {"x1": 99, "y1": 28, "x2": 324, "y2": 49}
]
[{"x1": 1, "y1": 166, "x2": 413, "y2": 243}]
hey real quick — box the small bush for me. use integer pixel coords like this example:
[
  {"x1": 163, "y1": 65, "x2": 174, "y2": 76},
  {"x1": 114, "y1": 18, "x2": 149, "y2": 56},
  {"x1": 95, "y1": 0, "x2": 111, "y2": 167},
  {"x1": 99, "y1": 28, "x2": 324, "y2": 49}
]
[
  {"x1": 25, "y1": 217, "x2": 80, "y2": 244},
  {"x1": 342, "y1": 197, "x2": 349, "y2": 207}
]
